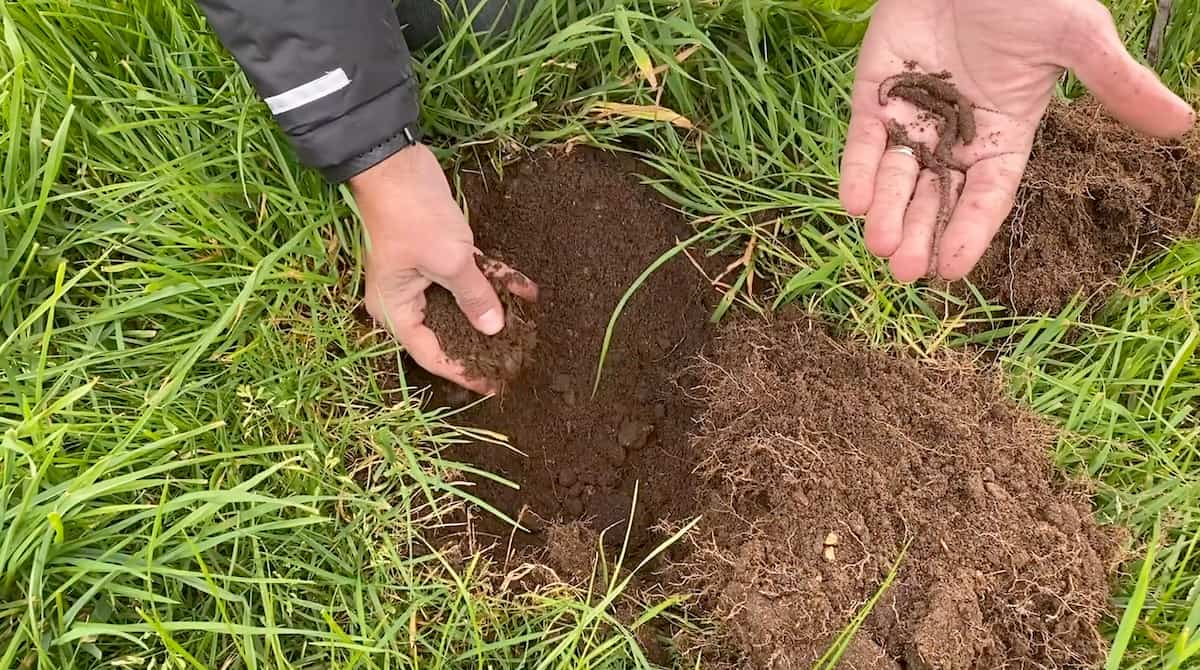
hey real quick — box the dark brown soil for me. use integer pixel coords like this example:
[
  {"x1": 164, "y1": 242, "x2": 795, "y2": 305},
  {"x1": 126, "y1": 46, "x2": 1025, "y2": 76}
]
[
  {"x1": 670, "y1": 314, "x2": 1121, "y2": 670},
  {"x1": 967, "y1": 96, "x2": 1200, "y2": 315},
  {"x1": 416, "y1": 147, "x2": 713, "y2": 559},
  {"x1": 880, "y1": 70, "x2": 977, "y2": 232},
  {"x1": 423, "y1": 257, "x2": 537, "y2": 384}
]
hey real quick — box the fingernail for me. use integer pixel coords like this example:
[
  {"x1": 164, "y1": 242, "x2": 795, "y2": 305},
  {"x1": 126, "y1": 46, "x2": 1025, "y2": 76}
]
[{"x1": 478, "y1": 308, "x2": 504, "y2": 335}]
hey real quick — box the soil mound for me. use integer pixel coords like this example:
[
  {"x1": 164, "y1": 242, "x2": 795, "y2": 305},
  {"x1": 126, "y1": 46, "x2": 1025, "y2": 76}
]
[
  {"x1": 418, "y1": 148, "x2": 712, "y2": 558},
  {"x1": 967, "y1": 96, "x2": 1199, "y2": 315},
  {"x1": 672, "y1": 315, "x2": 1121, "y2": 670}
]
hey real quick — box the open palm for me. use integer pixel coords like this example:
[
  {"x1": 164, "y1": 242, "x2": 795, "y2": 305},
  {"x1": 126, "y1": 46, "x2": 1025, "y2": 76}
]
[{"x1": 839, "y1": 0, "x2": 1195, "y2": 282}]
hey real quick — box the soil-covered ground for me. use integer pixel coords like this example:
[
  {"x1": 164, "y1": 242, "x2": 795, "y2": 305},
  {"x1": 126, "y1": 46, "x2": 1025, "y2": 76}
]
[
  {"x1": 416, "y1": 148, "x2": 713, "y2": 559},
  {"x1": 966, "y1": 96, "x2": 1199, "y2": 315},
  {"x1": 670, "y1": 314, "x2": 1120, "y2": 670},
  {"x1": 382, "y1": 145, "x2": 1127, "y2": 668}
]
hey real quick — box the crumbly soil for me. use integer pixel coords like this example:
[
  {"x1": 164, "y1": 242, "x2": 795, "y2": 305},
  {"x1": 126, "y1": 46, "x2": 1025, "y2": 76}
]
[
  {"x1": 966, "y1": 96, "x2": 1199, "y2": 315},
  {"x1": 423, "y1": 258, "x2": 537, "y2": 384},
  {"x1": 670, "y1": 314, "x2": 1122, "y2": 670},
  {"x1": 411, "y1": 147, "x2": 713, "y2": 559},
  {"x1": 879, "y1": 69, "x2": 977, "y2": 233}
]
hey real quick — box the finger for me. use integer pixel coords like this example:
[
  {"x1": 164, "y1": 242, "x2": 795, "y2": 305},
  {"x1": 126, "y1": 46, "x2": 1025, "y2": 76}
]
[
  {"x1": 889, "y1": 171, "x2": 943, "y2": 282},
  {"x1": 396, "y1": 321, "x2": 496, "y2": 395},
  {"x1": 864, "y1": 148, "x2": 921, "y2": 257},
  {"x1": 436, "y1": 256, "x2": 506, "y2": 336},
  {"x1": 936, "y1": 154, "x2": 1027, "y2": 281},
  {"x1": 840, "y1": 112, "x2": 889, "y2": 216},
  {"x1": 476, "y1": 254, "x2": 540, "y2": 303},
  {"x1": 1068, "y1": 4, "x2": 1195, "y2": 138}
]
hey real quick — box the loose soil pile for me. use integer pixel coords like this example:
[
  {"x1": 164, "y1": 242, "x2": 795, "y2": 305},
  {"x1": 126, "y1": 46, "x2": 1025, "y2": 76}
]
[
  {"x1": 418, "y1": 148, "x2": 712, "y2": 557},
  {"x1": 968, "y1": 96, "x2": 1199, "y2": 315},
  {"x1": 671, "y1": 314, "x2": 1120, "y2": 670}
]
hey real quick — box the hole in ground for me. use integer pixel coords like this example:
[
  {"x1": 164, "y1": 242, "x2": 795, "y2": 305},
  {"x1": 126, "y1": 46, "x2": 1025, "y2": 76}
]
[{"x1": 411, "y1": 147, "x2": 716, "y2": 561}]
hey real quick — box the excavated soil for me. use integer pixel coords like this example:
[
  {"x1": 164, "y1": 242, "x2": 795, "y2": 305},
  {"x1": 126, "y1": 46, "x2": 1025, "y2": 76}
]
[
  {"x1": 967, "y1": 96, "x2": 1199, "y2": 315},
  {"x1": 670, "y1": 314, "x2": 1121, "y2": 670},
  {"x1": 423, "y1": 257, "x2": 537, "y2": 385},
  {"x1": 414, "y1": 147, "x2": 712, "y2": 558}
]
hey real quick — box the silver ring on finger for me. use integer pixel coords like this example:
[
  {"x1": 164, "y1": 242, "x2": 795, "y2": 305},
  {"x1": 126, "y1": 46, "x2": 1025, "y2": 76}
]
[{"x1": 886, "y1": 145, "x2": 917, "y2": 160}]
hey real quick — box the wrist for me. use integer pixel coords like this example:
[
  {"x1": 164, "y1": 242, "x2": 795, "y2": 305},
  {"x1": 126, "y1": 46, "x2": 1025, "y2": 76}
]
[{"x1": 349, "y1": 142, "x2": 435, "y2": 195}]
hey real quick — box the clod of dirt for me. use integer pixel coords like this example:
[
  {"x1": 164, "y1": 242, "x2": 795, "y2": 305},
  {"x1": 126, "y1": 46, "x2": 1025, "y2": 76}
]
[
  {"x1": 423, "y1": 259, "x2": 537, "y2": 384},
  {"x1": 544, "y1": 520, "x2": 600, "y2": 582},
  {"x1": 671, "y1": 314, "x2": 1121, "y2": 670},
  {"x1": 413, "y1": 148, "x2": 712, "y2": 558},
  {"x1": 965, "y1": 96, "x2": 1199, "y2": 315}
]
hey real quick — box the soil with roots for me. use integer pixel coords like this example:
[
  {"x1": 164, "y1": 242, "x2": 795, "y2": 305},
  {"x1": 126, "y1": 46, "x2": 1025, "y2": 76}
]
[
  {"x1": 966, "y1": 96, "x2": 1199, "y2": 315},
  {"x1": 668, "y1": 314, "x2": 1121, "y2": 670}
]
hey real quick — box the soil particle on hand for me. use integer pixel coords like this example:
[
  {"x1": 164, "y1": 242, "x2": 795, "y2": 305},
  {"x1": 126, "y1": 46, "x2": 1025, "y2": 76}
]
[
  {"x1": 413, "y1": 148, "x2": 712, "y2": 558},
  {"x1": 670, "y1": 314, "x2": 1121, "y2": 670},
  {"x1": 965, "y1": 96, "x2": 1200, "y2": 315}
]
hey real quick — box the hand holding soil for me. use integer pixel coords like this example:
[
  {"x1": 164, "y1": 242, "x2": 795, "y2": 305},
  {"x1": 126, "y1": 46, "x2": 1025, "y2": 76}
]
[
  {"x1": 353, "y1": 144, "x2": 539, "y2": 394},
  {"x1": 840, "y1": 0, "x2": 1195, "y2": 283}
]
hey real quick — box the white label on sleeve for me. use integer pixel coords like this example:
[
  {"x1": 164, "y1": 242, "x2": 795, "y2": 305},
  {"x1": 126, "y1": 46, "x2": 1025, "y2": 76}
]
[{"x1": 264, "y1": 68, "x2": 351, "y2": 115}]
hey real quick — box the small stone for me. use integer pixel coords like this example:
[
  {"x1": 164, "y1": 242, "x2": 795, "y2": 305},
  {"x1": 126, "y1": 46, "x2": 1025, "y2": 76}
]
[
  {"x1": 558, "y1": 469, "x2": 577, "y2": 487},
  {"x1": 562, "y1": 388, "x2": 577, "y2": 406},
  {"x1": 823, "y1": 545, "x2": 837, "y2": 563},
  {"x1": 983, "y1": 466, "x2": 996, "y2": 481},
  {"x1": 824, "y1": 531, "x2": 840, "y2": 547},
  {"x1": 652, "y1": 403, "x2": 666, "y2": 420}
]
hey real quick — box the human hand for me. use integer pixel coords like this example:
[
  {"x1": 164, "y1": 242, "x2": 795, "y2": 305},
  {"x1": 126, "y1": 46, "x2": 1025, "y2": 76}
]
[
  {"x1": 353, "y1": 144, "x2": 537, "y2": 394},
  {"x1": 840, "y1": 0, "x2": 1195, "y2": 282}
]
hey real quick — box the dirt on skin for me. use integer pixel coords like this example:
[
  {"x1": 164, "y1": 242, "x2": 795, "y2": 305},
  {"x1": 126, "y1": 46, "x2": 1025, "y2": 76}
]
[
  {"x1": 967, "y1": 96, "x2": 1200, "y2": 315},
  {"x1": 415, "y1": 147, "x2": 712, "y2": 559},
  {"x1": 423, "y1": 257, "x2": 537, "y2": 385},
  {"x1": 879, "y1": 69, "x2": 977, "y2": 232},
  {"x1": 670, "y1": 314, "x2": 1121, "y2": 670}
]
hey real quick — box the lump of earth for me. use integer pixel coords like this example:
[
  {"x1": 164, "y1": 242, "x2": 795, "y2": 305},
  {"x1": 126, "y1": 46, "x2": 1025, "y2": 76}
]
[
  {"x1": 423, "y1": 261, "x2": 537, "y2": 385},
  {"x1": 411, "y1": 148, "x2": 713, "y2": 559},
  {"x1": 966, "y1": 96, "x2": 1199, "y2": 315},
  {"x1": 671, "y1": 314, "x2": 1121, "y2": 670}
]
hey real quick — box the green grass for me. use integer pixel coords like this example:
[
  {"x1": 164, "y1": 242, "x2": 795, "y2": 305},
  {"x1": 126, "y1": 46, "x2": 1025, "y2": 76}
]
[{"x1": 1, "y1": 0, "x2": 1198, "y2": 668}]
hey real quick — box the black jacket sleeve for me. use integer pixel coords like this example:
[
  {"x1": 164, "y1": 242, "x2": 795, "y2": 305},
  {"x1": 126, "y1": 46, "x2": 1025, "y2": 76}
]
[{"x1": 196, "y1": 0, "x2": 422, "y2": 183}]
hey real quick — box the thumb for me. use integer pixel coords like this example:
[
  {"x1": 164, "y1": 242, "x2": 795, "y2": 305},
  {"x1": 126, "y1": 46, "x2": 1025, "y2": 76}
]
[
  {"x1": 437, "y1": 256, "x2": 505, "y2": 336},
  {"x1": 1068, "y1": 4, "x2": 1195, "y2": 138}
]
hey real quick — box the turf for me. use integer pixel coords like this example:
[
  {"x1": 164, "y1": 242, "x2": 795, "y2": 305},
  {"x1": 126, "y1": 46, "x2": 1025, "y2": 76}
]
[{"x1": 0, "y1": 0, "x2": 1197, "y2": 668}]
